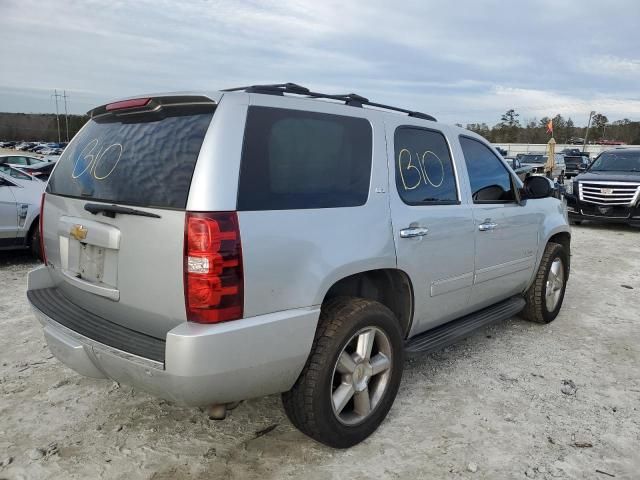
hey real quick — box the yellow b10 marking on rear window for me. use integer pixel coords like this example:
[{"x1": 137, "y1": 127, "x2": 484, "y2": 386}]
[{"x1": 72, "y1": 139, "x2": 123, "y2": 181}]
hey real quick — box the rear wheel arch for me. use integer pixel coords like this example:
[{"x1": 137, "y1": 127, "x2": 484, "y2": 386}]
[{"x1": 321, "y1": 269, "x2": 414, "y2": 338}]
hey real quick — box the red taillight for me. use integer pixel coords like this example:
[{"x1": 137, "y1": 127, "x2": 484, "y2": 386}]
[
  {"x1": 39, "y1": 193, "x2": 46, "y2": 264},
  {"x1": 184, "y1": 212, "x2": 243, "y2": 323},
  {"x1": 106, "y1": 98, "x2": 151, "y2": 111}
]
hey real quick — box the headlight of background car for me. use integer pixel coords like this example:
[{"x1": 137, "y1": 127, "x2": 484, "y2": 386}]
[{"x1": 565, "y1": 181, "x2": 573, "y2": 194}]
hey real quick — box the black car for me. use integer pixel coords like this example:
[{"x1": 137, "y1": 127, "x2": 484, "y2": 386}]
[{"x1": 565, "y1": 148, "x2": 640, "y2": 227}]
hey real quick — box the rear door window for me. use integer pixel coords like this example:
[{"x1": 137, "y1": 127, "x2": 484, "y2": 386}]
[
  {"x1": 394, "y1": 127, "x2": 458, "y2": 205},
  {"x1": 237, "y1": 106, "x2": 372, "y2": 210},
  {"x1": 47, "y1": 107, "x2": 214, "y2": 209}
]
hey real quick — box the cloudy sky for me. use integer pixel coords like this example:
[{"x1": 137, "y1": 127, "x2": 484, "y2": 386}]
[{"x1": 1, "y1": 0, "x2": 640, "y2": 125}]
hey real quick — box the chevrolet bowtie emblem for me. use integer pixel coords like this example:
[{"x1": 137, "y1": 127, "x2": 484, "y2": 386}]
[{"x1": 70, "y1": 224, "x2": 88, "y2": 241}]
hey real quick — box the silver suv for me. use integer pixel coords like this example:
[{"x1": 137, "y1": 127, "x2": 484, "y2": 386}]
[{"x1": 28, "y1": 84, "x2": 571, "y2": 448}]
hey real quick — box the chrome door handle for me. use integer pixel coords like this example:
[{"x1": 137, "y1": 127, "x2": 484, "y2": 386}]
[
  {"x1": 400, "y1": 227, "x2": 429, "y2": 238},
  {"x1": 478, "y1": 222, "x2": 498, "y2": 232}
]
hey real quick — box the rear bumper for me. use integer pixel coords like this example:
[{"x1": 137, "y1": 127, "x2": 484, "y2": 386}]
[{"x1": 28, "y1": 265, "x2": 319, "y2": 406}]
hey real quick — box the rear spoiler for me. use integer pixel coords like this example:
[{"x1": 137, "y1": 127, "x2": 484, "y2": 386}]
[{"x1": 88, "y1": 95, "x2": 216, "y2": 119}]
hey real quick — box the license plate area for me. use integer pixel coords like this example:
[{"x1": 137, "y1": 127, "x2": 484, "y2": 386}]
[
  {"x1": 76, "y1": 243, "x2": 108, "y2": 284},
  {"x1": 58, "y1": 216, "x2": 121, "y2": 300}
]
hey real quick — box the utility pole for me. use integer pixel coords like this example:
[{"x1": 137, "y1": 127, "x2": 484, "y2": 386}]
[
  {"x1": 51, "y1": 89, "x2": 62, "y2": 143},
  {"x1": 62, "y1": 90, "x2": 70, "y2": 142},
  {"x1": 582, "y1": 110, "x2": 595, "y2": 153}
]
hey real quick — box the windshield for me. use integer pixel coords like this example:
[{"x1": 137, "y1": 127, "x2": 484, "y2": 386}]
[
  {"x1": 589, "y1": 151, "x2": 640, "y2": 172},
  {"x1": 520, "y1": 154, "x2": 546, "y2": 164}
]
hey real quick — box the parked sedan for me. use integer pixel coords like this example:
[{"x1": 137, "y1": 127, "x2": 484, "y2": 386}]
[
  {"x1": 0, "y1": 155, "x2": 45, "y2": 167},
  {"x1": 15, "y1": 142, "x2": 37, "y2": 151},
  {"x1": 0, "y1": 169, "x2": 45, "y2": 258}
]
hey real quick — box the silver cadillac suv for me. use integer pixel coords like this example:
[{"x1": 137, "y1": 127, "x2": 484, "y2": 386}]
[{"x1": 28, "y1": 84, "x2": 571, "y2": 448}]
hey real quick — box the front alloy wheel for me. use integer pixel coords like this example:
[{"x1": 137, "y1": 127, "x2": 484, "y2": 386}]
[
  {"x1": 521, "y1": 242, "x2": 568, "y2": 323},
  {"x1": 545, "y1": 258, "x2": 565, "y2": 312}
]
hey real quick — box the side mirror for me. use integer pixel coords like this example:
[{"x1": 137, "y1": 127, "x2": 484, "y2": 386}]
[
  {"x1": 578, "y1": 165, "x2": 587, "y2": 171},
  {"x1": 521, "y1": 175, "x2": 554, "y2": 199}
]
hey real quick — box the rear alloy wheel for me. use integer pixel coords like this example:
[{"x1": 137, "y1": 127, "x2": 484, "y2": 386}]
[
  {"x1": 331, "y1": 326, "x2": 392, "y2": 426},
  {"x1": 521, "y1": 242, "x2": 568, "y2": 323},
  {"x1": 282, "y1": 297, "x2": 404, "y2": 448}
]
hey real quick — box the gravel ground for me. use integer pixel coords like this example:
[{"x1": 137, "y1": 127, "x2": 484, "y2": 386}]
[{"x1": 1, "y1": 224, "x2": 639, "y2": 479}]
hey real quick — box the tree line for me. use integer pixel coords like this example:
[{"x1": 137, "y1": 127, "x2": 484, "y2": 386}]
[
  {"x1": 0, "y1": 112, "x2": 89, "y2": 142},
  {"x1": 464, "y1": 110, "x2": 640, "y2": 145},
  {"x1": 2, "y1": 108, "x2": 639, "y2": 146}
]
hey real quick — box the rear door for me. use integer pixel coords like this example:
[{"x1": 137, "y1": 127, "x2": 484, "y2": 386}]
[
  {"x1": 43, "y1": 96, "x2": 216, "y2": 339},
  {"x1": 387, "y1": 122, "x2": 476, "y2": 335},
  {"x1": 457, "y1": 136, "x2": 541, "y2": 309}
]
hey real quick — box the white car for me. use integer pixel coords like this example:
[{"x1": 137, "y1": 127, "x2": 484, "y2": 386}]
[{"x1": 0, "y1": 168, "x2": 45, "y2": 257}]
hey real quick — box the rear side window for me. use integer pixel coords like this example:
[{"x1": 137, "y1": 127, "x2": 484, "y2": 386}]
[
  {"x1": 237, "y1": 106, "x2": 372, "y2": 210},
  {"x1": 394, "y1": 127, "x2": 458, "y2": 205},
  {"x1": 47, "y1": 108, "x2": 214, "y2": 209}
]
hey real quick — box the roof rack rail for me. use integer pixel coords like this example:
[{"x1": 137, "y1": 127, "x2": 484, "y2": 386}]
[{"x1": 221, "y1": 83, "x2": 437, "y2": 122}]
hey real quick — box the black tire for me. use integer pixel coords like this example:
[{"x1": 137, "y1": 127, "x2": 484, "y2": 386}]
[
  {"x1": 521, "y1": 242, "x2": 568, "y2": 324},
  {"x1": 282, "y1": 297, "x2": 404, "y2": 448},
  {"x1": 29, "y1": 223, "x2": 42, "y2": 261}
]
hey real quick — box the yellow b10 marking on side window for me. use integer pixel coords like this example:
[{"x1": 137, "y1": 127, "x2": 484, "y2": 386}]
[{"x1": 398, "y1": 149, "x2": 445, "y2": 190}]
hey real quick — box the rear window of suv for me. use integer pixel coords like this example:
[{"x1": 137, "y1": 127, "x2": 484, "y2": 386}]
[
  {"x1": 47, "y1": 106, "x2": 214, "y2": 209},
  {"x1": 237, "y1": 106, "x2": 372, "y2": 210}
]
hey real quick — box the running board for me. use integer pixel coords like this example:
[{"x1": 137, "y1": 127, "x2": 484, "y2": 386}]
[{"x1": 405, "y1": 297, "x2": 526, "y2": 354}]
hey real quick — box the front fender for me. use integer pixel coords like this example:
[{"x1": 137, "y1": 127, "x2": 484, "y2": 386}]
[{"x1": 528, "y1": 199, "x2": 571, "y2": 288}]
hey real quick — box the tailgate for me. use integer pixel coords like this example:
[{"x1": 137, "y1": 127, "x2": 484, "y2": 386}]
[{"x1": 41, "y1": 96, "x2": 216, "y2": 339}]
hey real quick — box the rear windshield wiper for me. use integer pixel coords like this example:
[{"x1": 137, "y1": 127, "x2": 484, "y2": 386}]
[{"x1": 84, "y1": 203, "x2": 161, "y2": 218}]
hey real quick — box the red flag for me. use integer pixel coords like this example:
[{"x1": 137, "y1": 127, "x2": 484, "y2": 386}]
[{"x1": 546, "y1": 119, "x2": 553, "y2": 134}]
